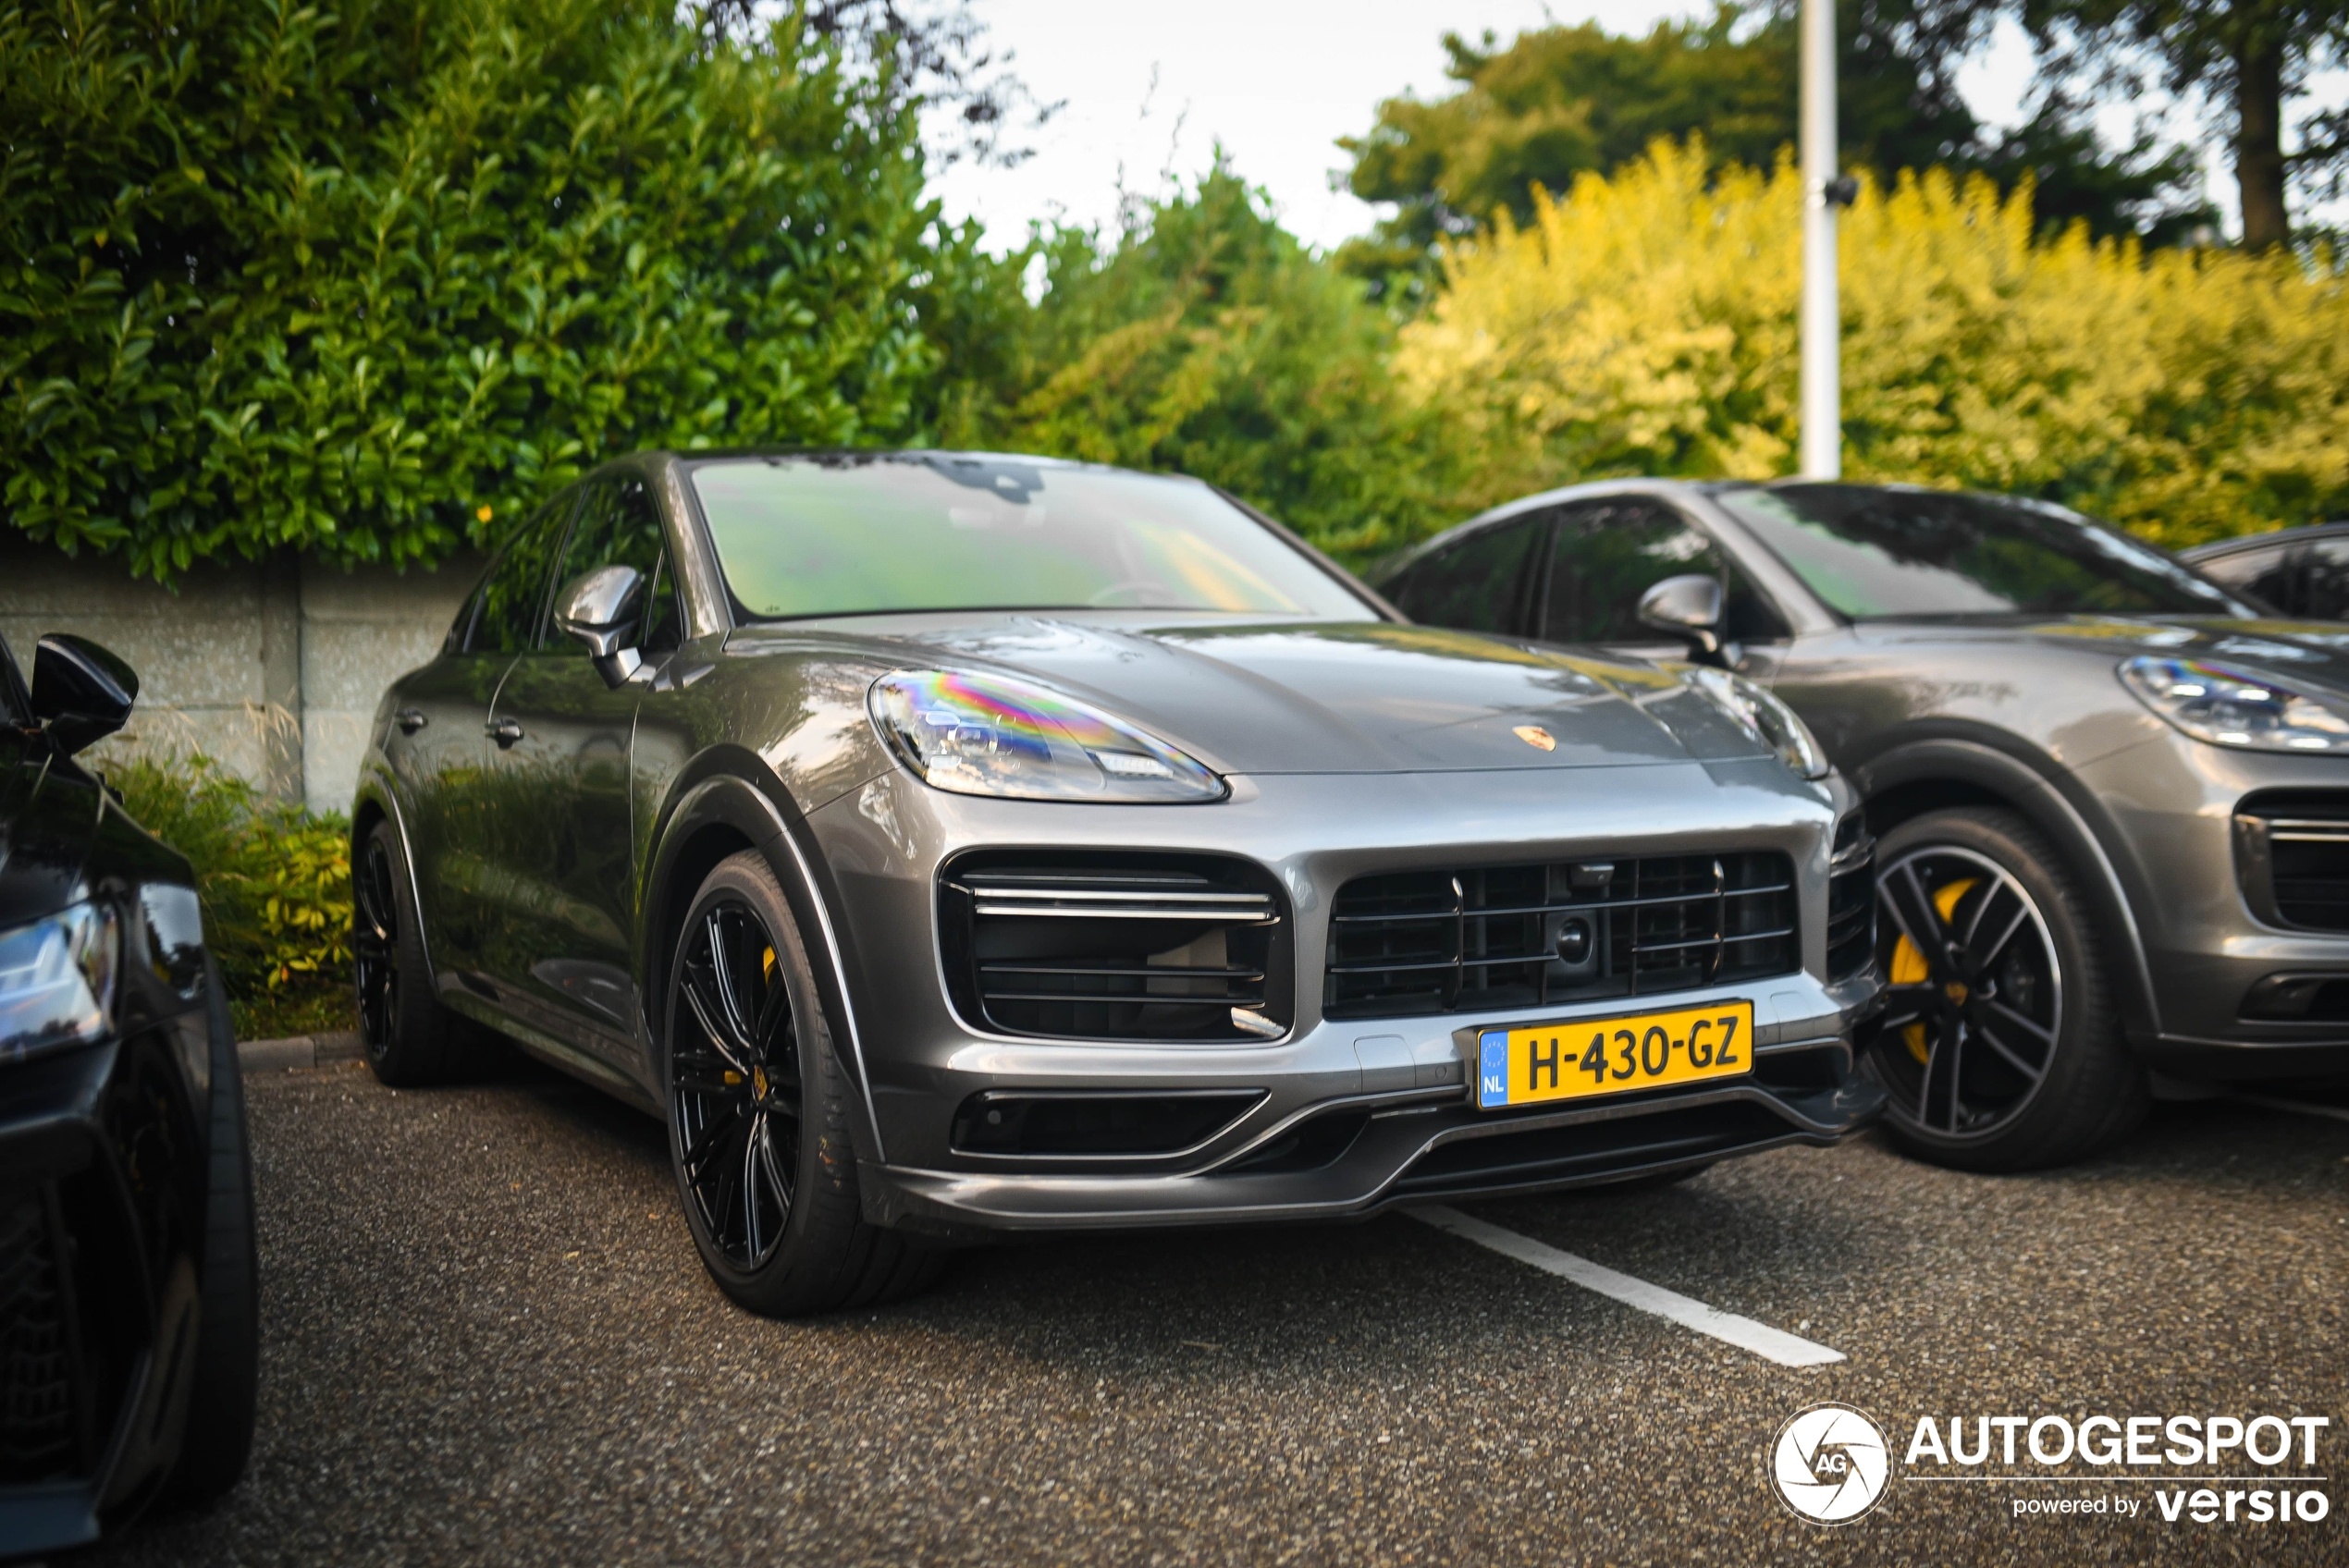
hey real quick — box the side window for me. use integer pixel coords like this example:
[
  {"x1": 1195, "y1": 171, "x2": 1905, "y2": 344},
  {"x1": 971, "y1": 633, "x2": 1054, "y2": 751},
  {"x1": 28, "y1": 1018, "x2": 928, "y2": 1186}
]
[
  {"x1": 469, "y1": 496, "x2": 577, "y2": 655},
  {"x1": 2284, "y1": 542, "x2": 2349, "y2": 619},
  {"x1": 1541, "y1": 502, "x2": 1788, "y2": 645},
  {"x1": 641, "y1": 554, "x2": 683, "y2": 654},
  {"x1": 554, "y1": 475, "x2": 680, "y2": 654},
  {"x1": 1385, "y1": 517, "x2": 1544, "y2": 634},
  {"x1": 2205, "y1": 541, "x2": 2349, "y2": 621},
  {"x1": 0, "y1": 633, "x2": 31, "y2": 727},
  {"x1": 2195, "y1": 546, "x2": 2284, "y2": 610}
]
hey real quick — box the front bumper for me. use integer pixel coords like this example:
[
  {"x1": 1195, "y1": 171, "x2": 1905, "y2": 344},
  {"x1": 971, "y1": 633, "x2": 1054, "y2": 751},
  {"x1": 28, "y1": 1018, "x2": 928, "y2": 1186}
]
[
  {"x1": 2075, "y1": 738, "x2": 2349, "y2": 1080},
  {"x1": 862, "y1": 989, "x2": 1884, "y2": 1236},
  {"x1": 0, "y1": 1020, "x2": 210, "y2": 1558},
  {"x1": 813, "y1": 760, "x2": 1885, "y2": 1236}
]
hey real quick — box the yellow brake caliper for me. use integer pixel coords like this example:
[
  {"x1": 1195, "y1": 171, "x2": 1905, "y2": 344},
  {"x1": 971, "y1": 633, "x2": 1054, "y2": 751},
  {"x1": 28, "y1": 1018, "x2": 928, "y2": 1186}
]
[
  {"x1": 1892, "y1": 878, "x2": 1976, "y2": 1064},
  {"x1": 723, "y1": 946, "x2": 782, "y2": 1091}
]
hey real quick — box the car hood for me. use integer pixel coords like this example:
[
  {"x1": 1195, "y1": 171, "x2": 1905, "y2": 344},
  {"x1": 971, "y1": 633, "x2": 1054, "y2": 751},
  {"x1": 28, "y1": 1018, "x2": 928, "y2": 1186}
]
[
  {"x1": 827, "y1": 616, "x2": 1778, "y2": 774},
  {"x1": 1862, "y1": 613, "x2": 2349, "y2": 692}
]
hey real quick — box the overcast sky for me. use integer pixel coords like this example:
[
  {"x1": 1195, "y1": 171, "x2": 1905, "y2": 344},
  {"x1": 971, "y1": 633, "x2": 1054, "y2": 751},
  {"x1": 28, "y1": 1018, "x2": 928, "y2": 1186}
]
[{"x1": 928, "y1": 1, "x2": 2341, "y2": 251}]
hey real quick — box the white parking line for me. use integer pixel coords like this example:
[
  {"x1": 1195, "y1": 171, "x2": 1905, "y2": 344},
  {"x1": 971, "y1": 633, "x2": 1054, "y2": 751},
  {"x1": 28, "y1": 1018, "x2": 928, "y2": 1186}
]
[
  {"x1": 1407, "y1": 1205, "x2": 1846, "y2": 1368},
  {"x1": 2228, "y1": 1092, "x2": 2349, "y2": 1125}
]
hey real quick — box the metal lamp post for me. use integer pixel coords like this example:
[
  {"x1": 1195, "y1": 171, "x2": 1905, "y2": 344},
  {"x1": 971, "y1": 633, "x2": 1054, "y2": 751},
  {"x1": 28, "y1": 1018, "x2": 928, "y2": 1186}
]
[{"x1": 1799, "y1": 0, "x2": 1840, "y2": 480}]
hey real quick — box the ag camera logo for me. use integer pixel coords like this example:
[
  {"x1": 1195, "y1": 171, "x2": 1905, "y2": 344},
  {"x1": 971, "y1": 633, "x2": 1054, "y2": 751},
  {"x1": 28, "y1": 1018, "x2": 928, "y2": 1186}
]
[{"x1": 1771, "y1": 1403, "x2": 1892, "y2": 1524}]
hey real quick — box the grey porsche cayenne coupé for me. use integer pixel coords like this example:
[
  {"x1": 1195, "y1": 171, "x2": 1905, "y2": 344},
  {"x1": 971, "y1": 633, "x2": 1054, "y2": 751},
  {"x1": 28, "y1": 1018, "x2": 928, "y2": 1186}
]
[
  {"x1": 1380, "y1": 479, "x2": 2349, "y2": 1173},
  {"x1": 354, "y1": 451, "x2": 1883, "y2": 1314}
]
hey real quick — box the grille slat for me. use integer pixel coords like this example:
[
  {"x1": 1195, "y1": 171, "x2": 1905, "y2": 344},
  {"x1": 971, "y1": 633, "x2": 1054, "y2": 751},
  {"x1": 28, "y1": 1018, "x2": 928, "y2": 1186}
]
[
  {"x1": 979, "y1": 962, "x2": 1267, "y2": 980},
  {"x1": 943, "y1": 856, "x2": 1293, "y2": 1042},
  {"x1": 1326, "y1": 851, "x2": 1801, "y2": 1020}
]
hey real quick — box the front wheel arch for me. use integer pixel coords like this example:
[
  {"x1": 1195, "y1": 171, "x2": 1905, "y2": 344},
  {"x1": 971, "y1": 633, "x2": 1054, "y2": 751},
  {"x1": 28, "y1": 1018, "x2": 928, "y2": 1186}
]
[
  {"x1": 1853, "y1": 738, "x2": 2159, "y2": 1050},
  {"x1": 639, "y1": 769, "x2": 889, "y2": 1167}
]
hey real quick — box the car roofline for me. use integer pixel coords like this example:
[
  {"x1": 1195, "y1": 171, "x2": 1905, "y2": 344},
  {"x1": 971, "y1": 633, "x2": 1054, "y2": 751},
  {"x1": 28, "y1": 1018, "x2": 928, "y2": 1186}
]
[{"x1": 2179, "y1": 519, "x2": 2349, "y2": 559}]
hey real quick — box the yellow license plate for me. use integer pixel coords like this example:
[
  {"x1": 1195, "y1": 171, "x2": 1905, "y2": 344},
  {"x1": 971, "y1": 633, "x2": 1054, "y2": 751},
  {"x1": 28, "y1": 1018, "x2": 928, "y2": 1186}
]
[{"x1": 1475, "y1": 999, "x2": 1753, "y2": 1109}]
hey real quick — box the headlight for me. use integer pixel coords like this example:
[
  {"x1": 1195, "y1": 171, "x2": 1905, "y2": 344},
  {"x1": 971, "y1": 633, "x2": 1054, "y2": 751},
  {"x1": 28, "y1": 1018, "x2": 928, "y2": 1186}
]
[
  {"x1": 1684, "y1": 668, "x2": 1831, "y2": 779},
  {"x1": 2120, "y1": 655, "x2": 2349, "y2": 753},
  {"x1": 869, "y1": 670, "x2": 1227, "y2": 802},
  {"x1": 0, "y1": 902, "x2": 120, "y2": 1064}
]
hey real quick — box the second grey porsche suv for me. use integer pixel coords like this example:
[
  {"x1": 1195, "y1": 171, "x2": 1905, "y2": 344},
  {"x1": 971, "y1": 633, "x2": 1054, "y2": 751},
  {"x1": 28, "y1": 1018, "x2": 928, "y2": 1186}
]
[
  {"x1": 352, "y1": 451, "x2": 1881, "y2": 1315},
  {"x1": 1380, "y1": 479, "x2": 2349, "y2": 1171}
]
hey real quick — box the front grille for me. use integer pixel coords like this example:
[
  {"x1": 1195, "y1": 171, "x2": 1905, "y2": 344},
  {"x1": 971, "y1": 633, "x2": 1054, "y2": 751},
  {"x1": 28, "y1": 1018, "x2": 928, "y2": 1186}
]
[
  {"x1": 2237, "y1": 793, "x2": 2349, "y2": 931},
  {"x1": 941, "y1": 852, "x2": 1292, "y2": 1042},
  {"x1": 1325, "y1": 851, "x2": 1799, "y2": 1020},
  {"x1": 1826, "y1": 815, "x2": 1876, "y2": 983},
  {"x1": 0, "y1": 1190, "x2": 79, "y2": 1485}
]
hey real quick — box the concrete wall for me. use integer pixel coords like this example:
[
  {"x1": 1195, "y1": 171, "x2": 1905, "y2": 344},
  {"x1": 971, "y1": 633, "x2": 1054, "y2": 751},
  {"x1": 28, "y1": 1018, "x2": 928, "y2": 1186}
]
[{"x1": 0, "y1": 534, "x2": 486, "y2": 815}]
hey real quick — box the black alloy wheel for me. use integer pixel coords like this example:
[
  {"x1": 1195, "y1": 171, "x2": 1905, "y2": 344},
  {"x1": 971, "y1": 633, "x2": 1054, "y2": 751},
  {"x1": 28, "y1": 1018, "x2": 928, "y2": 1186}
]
[
  {"x1": 1876, "y1": 842, "x2": 2063, "y2": 1134},
  {"x1": 354, "y1": 833, "x2": 401, "y2": 1048},
  {"x1": 1861, "y1": 807, "x2": 2146, "y2": 1171},
  {"x1": 670, "y1": 897, "x2": 803, "y2": 1273},
  {"x1": 354, "y1": 820, "x2": 461, "y2": 1085},
  {"x1": 663, "y1": 851, "x2": 945, "y2": 1316}
]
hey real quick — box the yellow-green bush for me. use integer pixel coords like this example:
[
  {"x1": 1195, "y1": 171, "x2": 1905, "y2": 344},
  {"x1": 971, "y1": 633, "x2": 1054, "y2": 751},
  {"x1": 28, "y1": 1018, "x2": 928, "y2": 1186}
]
[
  {"x1": 1398, "y1": 140, "x2": 2349, "y2": 548},
  {"x1": 107, "y1": 754, "x2": 352, "y2": 1035}
]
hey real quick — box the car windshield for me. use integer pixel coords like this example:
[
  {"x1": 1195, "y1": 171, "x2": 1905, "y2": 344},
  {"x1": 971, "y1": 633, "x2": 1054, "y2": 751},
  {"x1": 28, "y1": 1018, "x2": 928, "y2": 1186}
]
[
  {"x1": 690, "y1": 455, "x2": 1375, "y2": 622},
  {"x1": 1715, "y1": 484, "x2": 2254, "y2": 620}
]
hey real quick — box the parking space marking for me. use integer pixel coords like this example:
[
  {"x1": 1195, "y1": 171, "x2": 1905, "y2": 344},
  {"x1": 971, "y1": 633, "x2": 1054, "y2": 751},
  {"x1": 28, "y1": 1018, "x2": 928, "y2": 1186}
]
[
  {"x1": 2228, "y1": 1092, "x2": 2349, "y2": 1125},
  {"x1": 1408, "y1": 1205, "x2": 1846, "y2": 1367}
]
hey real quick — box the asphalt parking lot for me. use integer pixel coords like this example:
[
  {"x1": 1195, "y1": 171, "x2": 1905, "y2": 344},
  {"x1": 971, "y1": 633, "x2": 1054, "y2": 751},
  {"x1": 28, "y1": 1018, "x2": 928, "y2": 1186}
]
[{"x1": 92, "y1": 1058, "x2": 2345, "y2": 1567}]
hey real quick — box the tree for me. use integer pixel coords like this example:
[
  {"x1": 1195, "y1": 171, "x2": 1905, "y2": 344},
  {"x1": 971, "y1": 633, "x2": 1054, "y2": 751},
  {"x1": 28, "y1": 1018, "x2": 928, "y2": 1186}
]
[
  {"x1": 2021, "y1": 2, "x2": 2349, "y2": 249},
  {"x1": 1338, "y1": 1, "x2": 2208, "y2": 297},
  {"x1": 1395, "y1": 141, "x2": 2349, "y2": 544},
  {"x1": 940, "y1": 164, "x2": 1471, "y2": 564},
  {"x1": 0, "y1": 0, "x2": 952, "y2": 579}
]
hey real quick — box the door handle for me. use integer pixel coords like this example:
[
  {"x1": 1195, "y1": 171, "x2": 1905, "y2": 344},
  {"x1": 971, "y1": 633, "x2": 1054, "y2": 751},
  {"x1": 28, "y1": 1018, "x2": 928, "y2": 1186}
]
[
  {"x1": 396, "y1": 708, "x2": 428, "y2": 734},
  {"x1": 486, "y1": 717, "x2": 523, "y2": 749}
]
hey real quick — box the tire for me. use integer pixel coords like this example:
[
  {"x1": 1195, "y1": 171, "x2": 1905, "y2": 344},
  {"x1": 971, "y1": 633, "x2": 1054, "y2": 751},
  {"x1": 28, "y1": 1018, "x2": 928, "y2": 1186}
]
[
  {"x1": 663, "y1": 850, "x2": 944, "y2": 1317},
  {"x1": 1861, "y1": 806, "x2": 2148, "y2": 1171},
  {"x1": 354, "y1": 818, "x2": 462, "y2": 1086},
  {"x1": 157, "y1": 959, "x2": 259, "y2": 1511}
]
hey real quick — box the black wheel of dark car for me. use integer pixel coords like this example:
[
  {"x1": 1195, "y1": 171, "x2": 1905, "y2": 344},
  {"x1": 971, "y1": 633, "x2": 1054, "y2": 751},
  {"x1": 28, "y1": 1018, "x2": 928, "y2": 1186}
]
[
  {"x1": 355, "y1": 820, "x2": 461, "y2": 1085},
  {"x1": 157, "y1": 958, "x2": 258, "y2": 1511},
  {"x1": 665, "y1": 851, "x2": 944, "y2": 1316},
  {"x1": 1862, "y1": 807, "x2": 2147, "y2": 1171}
]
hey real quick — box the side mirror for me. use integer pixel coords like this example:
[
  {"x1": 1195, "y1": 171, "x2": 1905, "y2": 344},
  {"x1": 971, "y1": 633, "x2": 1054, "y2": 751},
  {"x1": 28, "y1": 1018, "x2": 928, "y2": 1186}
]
[
  {"x1": 1637, "y1": 574, "x2": 1728, "y2": 664},
  {"x1": 32, "y1": 635, "x2": 138, "y2": 756},
  {"x1": 553, "y1": 566, "x2": 647, "y2": 688}
]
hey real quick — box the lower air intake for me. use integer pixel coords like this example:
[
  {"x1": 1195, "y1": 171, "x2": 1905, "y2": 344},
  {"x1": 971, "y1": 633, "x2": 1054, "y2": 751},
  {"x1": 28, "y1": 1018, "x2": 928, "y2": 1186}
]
[
  {"x1": 1826, "y1": 815, "x2": 1876, "y2": 983},
  {"x1": 2237, "y1": 793, "x2": 2349, "y2": 932},
  {"x1": 941, "y1": 852, "x2": 1293, "y2": 1042},
  {"x1": 951, "y1": 1091, "x2": 1263, "y2": 1158},
  {"x1": 0, "y1": 1192, "x2": 79, "y2": 1485}
]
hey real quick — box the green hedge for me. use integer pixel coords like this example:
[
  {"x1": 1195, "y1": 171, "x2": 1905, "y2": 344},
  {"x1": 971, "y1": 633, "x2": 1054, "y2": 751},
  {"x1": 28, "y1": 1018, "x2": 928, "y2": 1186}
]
[
  {"x1": 109, "y1": 753, "x2": 353, "y2": 1035},
  {"x1": 3, "y1": 0, "x2": 940, "y2": 580}
]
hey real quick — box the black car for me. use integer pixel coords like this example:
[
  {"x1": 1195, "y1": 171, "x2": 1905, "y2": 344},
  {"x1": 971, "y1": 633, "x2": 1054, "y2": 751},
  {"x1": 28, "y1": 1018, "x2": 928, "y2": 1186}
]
[
  {"x1": 0, "y1": 631, "x2": 256, "y2": 1553},
  {"x1": 2182, "y1": 521, "x2": 2349, "y2": 620},
  {"x1": 1378, "y1": 480, "x2": 2349, "y2": 1170}
]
